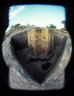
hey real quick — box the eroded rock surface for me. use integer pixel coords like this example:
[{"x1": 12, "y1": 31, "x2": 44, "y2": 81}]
[{"x1": 2, "y1": 33, "x2": 72, "y2": 90}]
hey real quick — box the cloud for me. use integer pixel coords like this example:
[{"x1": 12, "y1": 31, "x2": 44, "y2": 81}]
[{"x1": 9, "y1": 6, "x2": 26, "y2": 19}]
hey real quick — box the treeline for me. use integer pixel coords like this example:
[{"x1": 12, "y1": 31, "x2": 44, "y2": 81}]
[{"x1": 4, "y1": 20, "x2": 66, "y2": 40}]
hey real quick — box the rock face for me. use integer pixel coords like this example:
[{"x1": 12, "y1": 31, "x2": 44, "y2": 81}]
[
  {"x1": 2, "y1": 30, "x2": 72, "y2": 90},
  {"x1": 10, "y1": 31, "x2": 67, "y2": 83},
  {"x1": 11, "y1": 31, "x2": 28, "y2": 50}
]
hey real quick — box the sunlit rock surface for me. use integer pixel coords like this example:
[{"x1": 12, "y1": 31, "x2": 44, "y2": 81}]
[{"x1": 2, "y1": 31, "x2": 72, "y2": 90}]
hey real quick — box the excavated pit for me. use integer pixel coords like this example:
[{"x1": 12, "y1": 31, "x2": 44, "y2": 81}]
[{"x1": 11, "y1": 31, "x2": 66, "y2": 83}]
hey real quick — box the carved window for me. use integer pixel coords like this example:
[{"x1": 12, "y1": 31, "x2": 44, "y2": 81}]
[{"x1": 43, "y1": 36, "x2": 45, "y2": 39}]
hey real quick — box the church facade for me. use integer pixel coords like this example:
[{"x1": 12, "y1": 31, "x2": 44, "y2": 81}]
[{"x1": 27, "y1": 27, "x2": 52, "y2": 58}]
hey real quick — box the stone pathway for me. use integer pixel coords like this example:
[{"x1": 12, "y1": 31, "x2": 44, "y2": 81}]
[{"x1": 2, "y1": 34, "x2": 72, "y2": 90}]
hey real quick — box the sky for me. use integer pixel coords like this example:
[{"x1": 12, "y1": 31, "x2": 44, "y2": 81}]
[{"x1": 6, "y1": 4, "x2": 66, "y2": 32}]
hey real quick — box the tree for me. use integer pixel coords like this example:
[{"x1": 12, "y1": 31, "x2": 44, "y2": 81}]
[
  {"x1": 62, "y1": 20, "x2": 65, "y2": 24},
  {"x1": 49, "y1": 24, "x2": 56, "y2": 28},
  {"x1": 32, "y1": 25, "x2": 34, "y2": 27},
  {"x1": 14, "y1": 23, "x2": 21, "y2": 29},
  {"x1": 46, "y1": 26, "x2": 48, "y2": 28},
  {"x1": 61, "y1": 20, "x2": 66, "y2": 30}
]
